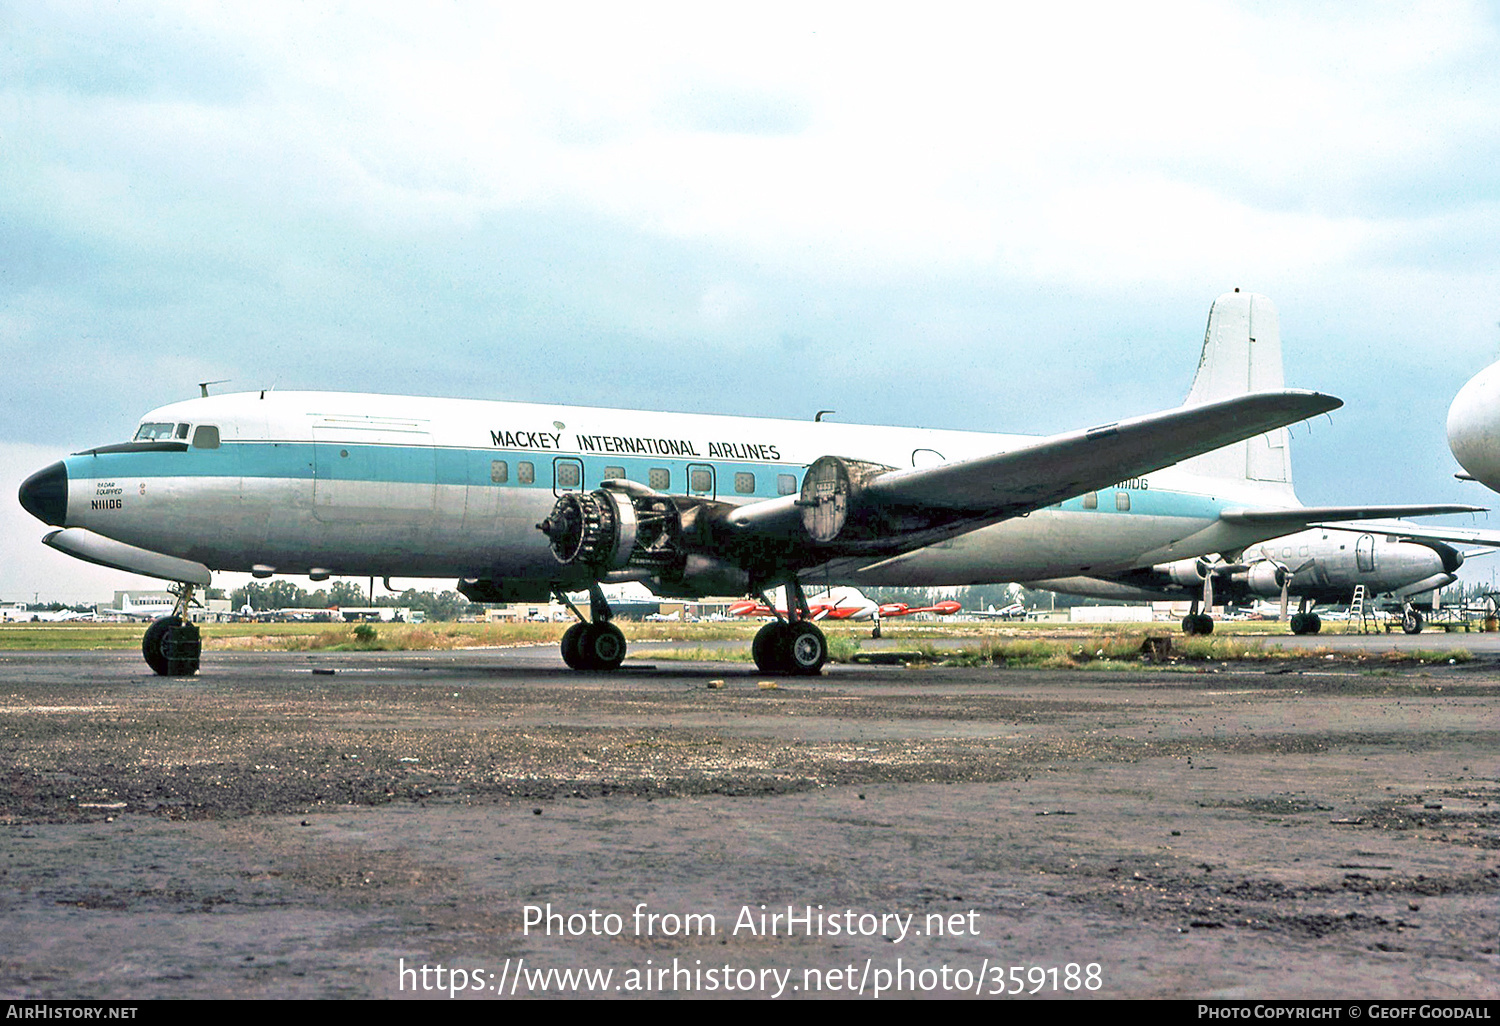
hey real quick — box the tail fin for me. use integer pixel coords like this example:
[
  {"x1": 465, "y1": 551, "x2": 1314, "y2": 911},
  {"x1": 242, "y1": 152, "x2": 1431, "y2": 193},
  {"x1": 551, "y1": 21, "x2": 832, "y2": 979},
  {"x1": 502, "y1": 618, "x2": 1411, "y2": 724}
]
[{"x1": 1177, "y1": 290, "x2": 1297, "y2": 498}]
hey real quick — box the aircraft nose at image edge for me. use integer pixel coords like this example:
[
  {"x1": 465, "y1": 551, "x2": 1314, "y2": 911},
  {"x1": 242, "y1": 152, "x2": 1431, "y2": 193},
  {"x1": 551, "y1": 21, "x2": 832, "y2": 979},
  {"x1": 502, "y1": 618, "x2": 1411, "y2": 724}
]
[
  {"x1": 18, "y1": 461, "x2": 68, "y2": 526},
  {"x1": 1448, "y1": 360, "x2": 1500, "y2": 491}
]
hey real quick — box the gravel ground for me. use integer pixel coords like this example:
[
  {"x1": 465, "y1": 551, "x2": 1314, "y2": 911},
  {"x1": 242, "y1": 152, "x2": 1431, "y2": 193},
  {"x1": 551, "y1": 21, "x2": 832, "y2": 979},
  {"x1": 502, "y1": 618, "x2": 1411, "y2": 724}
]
[{"x1": 0, "y1": 646, "x2": 1496, "y2": 1000}]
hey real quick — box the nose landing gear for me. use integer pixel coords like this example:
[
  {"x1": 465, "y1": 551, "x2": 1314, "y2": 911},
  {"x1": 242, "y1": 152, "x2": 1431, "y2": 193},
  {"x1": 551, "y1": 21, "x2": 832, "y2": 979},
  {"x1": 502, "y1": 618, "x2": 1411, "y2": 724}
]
[{"x1": 142, "y1": 583, "x2": 202, "y2": 676}]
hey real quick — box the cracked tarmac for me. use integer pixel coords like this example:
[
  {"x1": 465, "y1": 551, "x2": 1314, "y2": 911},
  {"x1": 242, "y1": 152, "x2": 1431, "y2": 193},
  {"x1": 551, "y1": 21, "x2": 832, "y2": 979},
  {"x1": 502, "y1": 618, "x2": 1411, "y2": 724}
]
[{"x1": 0, "y1": 646, "x2": 1496, "y2": 999}]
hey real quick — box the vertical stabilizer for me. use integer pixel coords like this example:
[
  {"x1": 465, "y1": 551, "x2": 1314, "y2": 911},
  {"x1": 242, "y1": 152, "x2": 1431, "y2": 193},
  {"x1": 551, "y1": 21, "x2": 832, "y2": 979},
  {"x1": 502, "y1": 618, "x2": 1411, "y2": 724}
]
[{"x1": 1178, "y1": 291, "x2": 1296, "y2": 497}]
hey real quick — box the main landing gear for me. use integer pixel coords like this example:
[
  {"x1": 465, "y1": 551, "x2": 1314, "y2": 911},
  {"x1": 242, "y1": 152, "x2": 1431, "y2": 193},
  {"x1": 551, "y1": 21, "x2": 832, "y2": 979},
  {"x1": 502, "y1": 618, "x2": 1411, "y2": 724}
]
[
  {"x1": 1289, "y1": 598, "x2": 1322, "y2": 635},
  {"x1": 142, "y1": 583, "x2": 202, "y2": 676},
  {"x1": 556, "y1": 583, "x2": 627, "y2": 671},
  {"x1": 1181, "y1": 567, "x2": 1216, "y2": 635},
  {"x1": 552, "y1": 578, "x2": 829, "y2": 675},
  {"x1": 751, "y1": 579, "x2": 828, "y2": 675},
  {"x1": 1181, "y1": 611, "x2": 1214, "y2": 635}
]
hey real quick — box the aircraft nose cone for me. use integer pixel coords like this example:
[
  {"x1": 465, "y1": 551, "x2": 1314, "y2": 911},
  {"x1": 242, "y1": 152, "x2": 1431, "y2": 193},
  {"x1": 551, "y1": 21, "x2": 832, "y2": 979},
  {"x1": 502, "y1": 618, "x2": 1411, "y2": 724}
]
[{"x1": 18, "y1": 461, "x2": 68, "y2": 526}]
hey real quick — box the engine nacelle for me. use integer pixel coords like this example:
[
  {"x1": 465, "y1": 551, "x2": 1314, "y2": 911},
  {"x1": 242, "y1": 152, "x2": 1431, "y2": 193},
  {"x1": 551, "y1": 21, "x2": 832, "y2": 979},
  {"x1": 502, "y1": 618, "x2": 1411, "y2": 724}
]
[
  {"x1": 537, "y1": 489, "x2": 754, "y2": 598},
  {"x1": 798, "y1": 455, "x2": 897, "y2": 544},
  {"x1": 658, "y1": 555, "x2": 750, "y2": 599},
  {"x1": 1155, "y1": 557, "x2": 1209, "y2": 589},
  {"x1": 539, "y1": 489, "x2": 679, "y2": 572},
  {"x1": 1233, "y1": 560, "x2": 1288, "y2": 598}
]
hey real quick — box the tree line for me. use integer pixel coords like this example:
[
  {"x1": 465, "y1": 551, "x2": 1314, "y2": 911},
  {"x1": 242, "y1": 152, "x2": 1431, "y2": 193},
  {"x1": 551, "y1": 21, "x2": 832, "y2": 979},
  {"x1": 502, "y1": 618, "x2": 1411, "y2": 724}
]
[{"x1": 229, "y1": 580, "x2": 484, "y2": 621}]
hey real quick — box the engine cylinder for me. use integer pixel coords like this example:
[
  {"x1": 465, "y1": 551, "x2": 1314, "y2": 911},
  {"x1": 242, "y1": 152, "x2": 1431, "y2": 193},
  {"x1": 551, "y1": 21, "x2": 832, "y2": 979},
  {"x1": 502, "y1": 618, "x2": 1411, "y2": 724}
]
[{"x1": 539, "y1": 489, "x2": 676, "y2": 572}]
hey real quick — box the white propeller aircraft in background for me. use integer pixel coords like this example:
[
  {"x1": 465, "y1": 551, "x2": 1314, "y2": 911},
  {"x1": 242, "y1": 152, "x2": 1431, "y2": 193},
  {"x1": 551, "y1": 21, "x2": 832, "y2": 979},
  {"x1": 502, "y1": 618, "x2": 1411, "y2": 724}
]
[{"x1": 1027, "y1": 523, "x2": 1476, "y2": 635}]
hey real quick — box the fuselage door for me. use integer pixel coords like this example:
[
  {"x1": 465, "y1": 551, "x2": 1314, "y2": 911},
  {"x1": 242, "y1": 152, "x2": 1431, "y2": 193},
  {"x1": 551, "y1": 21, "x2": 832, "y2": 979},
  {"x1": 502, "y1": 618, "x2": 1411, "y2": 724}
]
[
  {"x1": 1356, "y1": 533, "x2": 1377, "y2": 573},
  {"x1": 312, "y1": 424, "x2": 436, "y2": 523}
]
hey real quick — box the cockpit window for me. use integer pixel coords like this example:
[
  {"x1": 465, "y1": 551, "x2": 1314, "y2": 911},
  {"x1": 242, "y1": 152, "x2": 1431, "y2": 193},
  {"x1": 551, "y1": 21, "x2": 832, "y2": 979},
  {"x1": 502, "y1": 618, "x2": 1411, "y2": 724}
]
[
  {"x1": 192, "y1": 425, "x2": 220, "y2": 449},
  {"x1": 133, "y1": 422, "x2": 177, "y2": 441},
  {"x1": 175, "y1": 423, "x2": 190, "y2": 440}
]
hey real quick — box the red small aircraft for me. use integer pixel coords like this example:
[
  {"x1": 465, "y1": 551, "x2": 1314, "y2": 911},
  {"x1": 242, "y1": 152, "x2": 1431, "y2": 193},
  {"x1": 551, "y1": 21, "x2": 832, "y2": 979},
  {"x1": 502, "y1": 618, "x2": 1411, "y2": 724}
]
[{"x1": 729, "y1": 586, "x2": 961, "y2": 621}]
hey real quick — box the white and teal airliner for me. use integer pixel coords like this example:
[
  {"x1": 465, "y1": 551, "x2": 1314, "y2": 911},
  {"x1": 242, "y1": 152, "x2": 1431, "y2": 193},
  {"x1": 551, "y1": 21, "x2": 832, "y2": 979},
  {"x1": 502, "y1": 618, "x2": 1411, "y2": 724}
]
[{"x1": 18, "y1": 292, "x2": 1475, "y2": 675}]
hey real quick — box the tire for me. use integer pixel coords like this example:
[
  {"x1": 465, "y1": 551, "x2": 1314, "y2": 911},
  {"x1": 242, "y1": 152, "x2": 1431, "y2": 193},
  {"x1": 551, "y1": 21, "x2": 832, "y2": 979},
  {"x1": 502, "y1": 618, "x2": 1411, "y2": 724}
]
[
  {"x1": 142, "y1": 616, "x2": 180, "y2": 676},
  {"x1": 1402, "y1": 609, "x2": 1424, "y2": 635},
  {"x1": 1289, "y1": 613, "x2": 1307, "y2": 635},
  {"x1": 1305, "y1": 613, "x2": 1321, "y2": 635},
  {"x1": 560, "y1": 622, "x2": 588, "y2": 669},
  {"x1": 1181, "y1": 614, "x2": 1213, "y2": 636},
  {"x1": 784, "y1": 622, "x2": 828, "y2": 675},
  {"x1": 578, "y1": 622, "x2": 626, "y2": 671},
  {"x1": 752, "y1": 622, "x2": 788, "y2": 673}
]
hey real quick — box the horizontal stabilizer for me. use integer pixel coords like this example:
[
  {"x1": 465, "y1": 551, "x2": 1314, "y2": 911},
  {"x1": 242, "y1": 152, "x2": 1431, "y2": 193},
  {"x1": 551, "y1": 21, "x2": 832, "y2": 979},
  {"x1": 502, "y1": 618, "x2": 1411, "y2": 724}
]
[
  {"x1": 1308, "y1": 518, "x2": 1500, "y2": 548},
  {"x1": 1221, "y1": 504, "x2": 1484, "y2": 530},
  {"x1": 43, "y1": 528, "x2": 212, "y2": 586}
]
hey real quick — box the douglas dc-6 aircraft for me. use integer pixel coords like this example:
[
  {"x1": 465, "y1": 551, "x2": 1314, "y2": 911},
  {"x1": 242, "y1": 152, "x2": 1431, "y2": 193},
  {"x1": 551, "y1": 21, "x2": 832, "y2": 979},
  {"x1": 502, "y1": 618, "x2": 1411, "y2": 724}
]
[{"x1": 18, "y1": 291, "x2": 1479, "y2": 676}]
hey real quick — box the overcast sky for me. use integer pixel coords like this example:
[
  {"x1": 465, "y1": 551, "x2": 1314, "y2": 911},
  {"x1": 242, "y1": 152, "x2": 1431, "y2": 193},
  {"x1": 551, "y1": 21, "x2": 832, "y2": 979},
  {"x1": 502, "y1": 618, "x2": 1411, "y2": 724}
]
[{"x1": 6, "y1": 1, "x2": 1500, "y2": 601}]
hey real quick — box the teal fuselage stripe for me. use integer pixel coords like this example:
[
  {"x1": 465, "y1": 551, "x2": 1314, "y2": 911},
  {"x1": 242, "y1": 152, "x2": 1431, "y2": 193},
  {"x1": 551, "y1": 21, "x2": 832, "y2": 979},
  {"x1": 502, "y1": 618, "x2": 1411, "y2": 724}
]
[
  {"x1": 65, "y1": 442, "x2": 1229, "y2": 518},
  {"x1": 67, "y1": 442, "x2": 800, "y2": 500}
]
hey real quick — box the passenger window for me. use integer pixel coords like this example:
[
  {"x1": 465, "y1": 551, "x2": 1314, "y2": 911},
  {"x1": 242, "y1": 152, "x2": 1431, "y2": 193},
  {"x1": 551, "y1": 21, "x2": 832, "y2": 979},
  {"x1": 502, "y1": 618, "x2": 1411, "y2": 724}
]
[
  {"x1": 777, "y1": 474, "x2": 797, "y2": 496},
  {"x1": 649, "y1": 468, "x2": 670, "y2": 490},
  {"x1": 735, "y1": 472, "x2": 755, "y2": 494},
  {"x1": 556, "y1": 460, "x2": 581, "y2": 489},
  {"x1": 175, "y1": 423, "x2": 190, "y2": 440},
  {"x1": 191, "y1": 425, "x2": 220, "y2": 449},
  {"x1": 518, "y1": 461, "x2": 535, "y2": 485},
  {"x1": 1081, "y1": 492, "x2": 1098, "y2": 510},
  {"x1": 689, "y1": 467, "x2": 713, "y2": 495},
  {"x1": 604, "y1": 466, "x2": 625, "y2": 481},
  {"x1": 1115, "y1": 491, "x2": 1130, "y2": 511},
  {"x1": 490, "y1": 460, "x2": 508, "y2": 483}
]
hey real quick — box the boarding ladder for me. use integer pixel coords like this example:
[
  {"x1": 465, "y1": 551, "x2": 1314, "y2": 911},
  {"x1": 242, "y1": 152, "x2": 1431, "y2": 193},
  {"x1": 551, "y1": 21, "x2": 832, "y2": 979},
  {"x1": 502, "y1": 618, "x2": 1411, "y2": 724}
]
[{"x1": 1345, "y1": 584, "x2": 1374, "y2": 634}]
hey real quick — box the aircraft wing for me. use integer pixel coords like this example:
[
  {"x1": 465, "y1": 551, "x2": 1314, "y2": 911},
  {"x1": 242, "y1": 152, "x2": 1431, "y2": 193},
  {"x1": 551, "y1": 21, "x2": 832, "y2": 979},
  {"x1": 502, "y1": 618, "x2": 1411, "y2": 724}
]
[
  {"x1": 723, "y1": 390, "x2": 1343, "y2": 559},
  {"x1": 1306, "y1": 518, "x2": 1500, "y2": 548},
  {"x1": 863, "y1": 391, "x2": 1343, "y2": 513}
]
